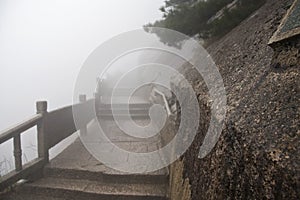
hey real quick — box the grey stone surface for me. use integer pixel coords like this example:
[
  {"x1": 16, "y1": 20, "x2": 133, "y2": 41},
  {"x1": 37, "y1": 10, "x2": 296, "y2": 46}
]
[
  {"x1": 46, "y1": 137, "x2": 166, "y2": 177},
  {"x1": 280, "y1": 0, "x2": 300, "y2": 33},
  {"x1": 269, "y1": 0, "x2": 300, "y2": 44},
  {"x1": 22, "y1": 177, "x2": 167, "y2": 197},
  {"x1": 1, "y1": 194, "x2": 67, "y2": 200}
]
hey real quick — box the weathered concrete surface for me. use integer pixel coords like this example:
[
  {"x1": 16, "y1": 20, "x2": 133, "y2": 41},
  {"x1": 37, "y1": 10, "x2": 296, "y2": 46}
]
[
  {"x1": 171, "y1": 0, "x2": 299, "y2": 199},
  {"x1": 17, "y1": 177, "x2": 167, "y2": 200},
  {"x1": 45, "y1": 137, "x2": 168, "y2": 183}
]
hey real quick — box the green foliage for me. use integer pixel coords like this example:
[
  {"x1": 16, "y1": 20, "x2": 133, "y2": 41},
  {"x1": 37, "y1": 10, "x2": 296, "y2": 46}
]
[{"x1": 146, "y1": 0, "x2": 266, "y2": 45}]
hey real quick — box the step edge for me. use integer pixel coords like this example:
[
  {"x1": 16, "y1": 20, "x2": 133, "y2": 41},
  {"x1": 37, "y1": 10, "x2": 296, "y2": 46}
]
[{"x1": 22, "y1": 179, "x2": 167, "y2": 197}]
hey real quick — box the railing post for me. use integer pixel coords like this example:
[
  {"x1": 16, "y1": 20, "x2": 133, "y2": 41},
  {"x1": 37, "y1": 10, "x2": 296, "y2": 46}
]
[
  {"x1": 96, "y1": 77, "x2": 104, "y2": 103},
  {"x1": 94, "y1": 92, "x2": 100, "y2": 116},
  {"x1": 36, "y1": 101, "x2": 49, "y2": 163},
  {"x1": 79, "y1": 95, "x2": 87, "y2": 136},
  {"x1": 13, "y1": 134, "x2": 22, "y2": 171}
]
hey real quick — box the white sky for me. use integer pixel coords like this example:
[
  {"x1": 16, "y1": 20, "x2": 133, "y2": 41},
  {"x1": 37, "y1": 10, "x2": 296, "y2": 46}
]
[{"x1": 0, "y1": 0, "x2": 164, "y2": 129}]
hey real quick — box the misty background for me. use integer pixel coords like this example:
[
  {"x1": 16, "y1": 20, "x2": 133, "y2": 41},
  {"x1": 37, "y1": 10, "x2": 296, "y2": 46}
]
[{"x1": 0, "y1": 0, "x2": 164, "y2": 175}]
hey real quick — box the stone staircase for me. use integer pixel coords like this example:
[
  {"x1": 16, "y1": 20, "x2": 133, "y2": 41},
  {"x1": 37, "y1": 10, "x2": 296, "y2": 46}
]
[
  {"x1": 1, "y1": 101, "x2": 169, "y2": 200},
  {"x1": 98, "y1": 102, "x2": 152, "y2": 119},
  {"x1": 2, "y1": 139, "x2": 168, "y2": 200}
]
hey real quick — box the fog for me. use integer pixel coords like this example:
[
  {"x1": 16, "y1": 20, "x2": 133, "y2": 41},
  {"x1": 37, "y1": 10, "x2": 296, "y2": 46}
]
[{"x1": 0, "y1": 0, "x2": 164, "y2": 174}]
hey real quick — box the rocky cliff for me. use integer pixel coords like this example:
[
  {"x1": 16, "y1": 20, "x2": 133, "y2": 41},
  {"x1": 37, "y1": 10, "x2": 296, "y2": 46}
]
[{"x1": 173, "y1": 0, "x2": 299, "y2": 199}]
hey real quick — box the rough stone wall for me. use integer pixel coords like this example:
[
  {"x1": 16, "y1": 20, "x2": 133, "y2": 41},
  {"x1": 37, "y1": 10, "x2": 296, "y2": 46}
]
[
  {"x1": 159, "y1": 105, "x2": 192, "y2": 200},
  {"x1": 169, "y1": 0, "x2": 299, "y2": 199},
  {"x1": 270, "y1": 36, "x2": 300, "y2": 68},
  {"x1": 167, "y1": 65, "x2": 210, "y2": 200},
  {"x1": 169, "y1": 159, "x2": 191, "y2": 200}
]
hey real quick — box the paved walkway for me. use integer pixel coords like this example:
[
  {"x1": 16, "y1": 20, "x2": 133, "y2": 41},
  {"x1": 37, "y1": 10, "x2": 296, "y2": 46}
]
[
  {"x1": 1, "y1": 101, "x2": 169, "y2": 200},
  {"x1": 50, "y1": 118, "x2": 167, "y2": 175}
]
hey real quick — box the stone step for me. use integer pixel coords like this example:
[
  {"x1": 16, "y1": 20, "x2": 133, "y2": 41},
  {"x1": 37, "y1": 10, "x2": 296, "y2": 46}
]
[
  {"x1": 98, "y1": 109, "x2": 150, "y2": 115},
  {"x1": 99, "y1": 103, "x2": 152, "y2": 109},
  {"x1": 18, "y1": 177, "x2": 167, "y2": 200},
  {"x1": 98, "y1": 106, "x2": 152, "y2": 111},
  {"x1": 44, "y1": 165, "x2": 168, "y2": 184},
  {"x1": 98, "y1": 114, "x2": 150, "y2": 119},
  {"x1": 1, "y1": 193, "x2": 66, "y2": 200}
]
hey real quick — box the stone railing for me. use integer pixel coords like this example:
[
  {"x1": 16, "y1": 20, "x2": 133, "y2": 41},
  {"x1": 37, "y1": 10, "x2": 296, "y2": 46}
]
[{"x1": 0, "y1": 94, "x2": 96, "y2": 191}]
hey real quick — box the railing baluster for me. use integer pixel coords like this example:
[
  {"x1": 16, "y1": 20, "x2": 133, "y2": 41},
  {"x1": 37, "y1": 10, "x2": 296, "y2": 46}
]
[{"x1": 13, "y1": 134, "x2": 22, "y2": 171}]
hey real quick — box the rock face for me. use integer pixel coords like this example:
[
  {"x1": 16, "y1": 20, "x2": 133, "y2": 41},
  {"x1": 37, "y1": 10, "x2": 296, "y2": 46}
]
[
  {"x1": 269, "y1": 0, "x2": 300, "y2": 68},
  {"x1": 172, "y1": 0, "x2": 299, "y2": 199},
  {"x1": 270, "y1": 36, "x2": 300, "y2": 68}
]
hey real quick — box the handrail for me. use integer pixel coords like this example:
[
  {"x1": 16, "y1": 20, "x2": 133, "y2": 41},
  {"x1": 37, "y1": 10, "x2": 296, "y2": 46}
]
[
  {"x1": 150, "y1": 87, "x2": 177, "y2": 176},
  {"x1": 152, "y1": 88, "x2": 172, "y2": 117},
  {"x1": 0, "y1": 114, "x2": 42, "y2": 144}
]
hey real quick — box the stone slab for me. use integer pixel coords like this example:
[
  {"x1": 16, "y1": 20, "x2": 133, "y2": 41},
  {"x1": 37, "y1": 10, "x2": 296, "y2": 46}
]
[
  {"x1": 20, "y1": 177, "x2": 167, "y2": 200},
  {"x1": 269, "y1": 0, "x2": 300, "y2": 44}
]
